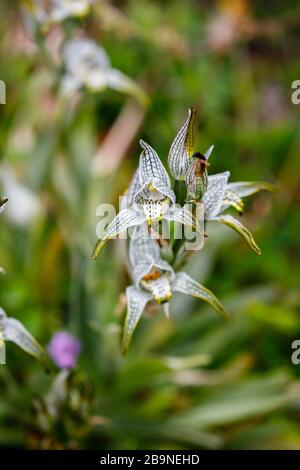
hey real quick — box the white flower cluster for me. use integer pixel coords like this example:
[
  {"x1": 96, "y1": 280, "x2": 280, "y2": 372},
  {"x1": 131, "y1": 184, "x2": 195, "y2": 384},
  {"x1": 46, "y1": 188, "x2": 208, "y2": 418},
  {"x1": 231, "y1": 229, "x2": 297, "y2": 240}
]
[{"x1": 93, "y1": 108, "x2": 274, "y2": 353}]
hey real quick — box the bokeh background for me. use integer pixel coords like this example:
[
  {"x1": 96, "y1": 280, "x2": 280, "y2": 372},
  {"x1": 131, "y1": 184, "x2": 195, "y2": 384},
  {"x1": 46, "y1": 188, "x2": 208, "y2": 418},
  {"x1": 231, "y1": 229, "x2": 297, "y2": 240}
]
[{"x1": 0, "y1": 0, "x2": 300, "y2": 449}]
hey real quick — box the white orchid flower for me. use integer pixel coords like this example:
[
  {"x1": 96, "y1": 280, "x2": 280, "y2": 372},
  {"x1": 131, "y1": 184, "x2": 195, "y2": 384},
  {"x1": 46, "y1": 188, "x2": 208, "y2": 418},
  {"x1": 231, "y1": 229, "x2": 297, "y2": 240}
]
[
  {"x1": 92, "y1": 140, "x2": 201, "y2": 259},
  {"x1": 0, "y1": 168, "x2": 40, "y2": 227},
  {"x1": 203, "y1": 172, "x2": 275, "y2": 254},
  {"x1": 0, "y1": 197, "x2": 8, "y2": 215},
  {"x1": 168, "y1": 107, "x2": 197, "y2": 181},
  {"x1": 0, "y1": 307, "x2": 44, "y2": 359},
  {"x1": 62, "y1": 38, "x2": 147, "y2": 104},
  {"x1": 33, "y1": 0, "x2": 92, "y2": 24},
  {"x1": 122, "y1": 226, "x2": 227, "y2": 353},
  {"x1": 0, "y1": 197, "x2": 8, "y2": 274}
]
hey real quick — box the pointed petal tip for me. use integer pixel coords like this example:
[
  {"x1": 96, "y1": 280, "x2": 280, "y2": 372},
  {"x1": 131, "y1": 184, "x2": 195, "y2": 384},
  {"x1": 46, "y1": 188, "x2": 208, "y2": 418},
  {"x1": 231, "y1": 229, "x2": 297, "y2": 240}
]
[
  {"x1": 139, "y1": 139, "x2": 147, "y2": 150},
  {"x1": 92, "y1": 240, "x2": 105, "y2": 260},
  {"x1": 205, "y1": 145, "x2": 214, "y2": 159},
  {"x1": 188, "y1": 106, "x2": 197, "y2": 117}
]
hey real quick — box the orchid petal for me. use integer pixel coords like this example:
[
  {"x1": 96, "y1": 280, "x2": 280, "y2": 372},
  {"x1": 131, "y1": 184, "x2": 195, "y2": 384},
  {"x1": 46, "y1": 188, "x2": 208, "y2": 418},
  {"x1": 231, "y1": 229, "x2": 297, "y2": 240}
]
[
  {"x1": 0, "y1": 309, "x2": 44, "y2": 359},
  {"x1": 141, "y1": 273, "x2": 172, "y2": 304},
  {"x1": 129, "y1": 225, "x2": 160, "y2": 266},
  {"x1": 64, "y1": 39, "x2": 110, "y2": 78},
  {"x1": 222, "y1": 189, "x2": 244, "y2": 213},
  {"x1": 226, "y1": 181, "x2": 276, "y2": 198},
  {"x1": 138, "y1": 140, "x2": 170, "y2": 187},
  {"x1": 0, "y1": 197, "x2": 8, "y2": 214},
  {"x1": 106, "y1": 69, "x2": 148, "y2": 105},
  {"x1": 168, "y1": 108, "x2": 196, "y2": 180},
  {"x1": 204, "y1": 145, "x2": 214, "y2": 160},
  {"x1": 216, "y1": 214, "x2": 261, "y2": 255},
  {"x1": 203, "y1": 171, "x2": 230, "y2": 219},
  {"x1": 122, "y1": 286, "x2": 151, "y2": 355},
  {"x1": 185, "y1": 157, "x2": 208, "y2": 202},
  {"x1": 166, "y1": 206, "x2": 202, "y2": 233},
  {"x1": 134, "y1": 189, "x2": 171, "y2": 224},
  {"x1": 129, "y1": 226, "x2": 175, "y2": 286},
  {"x1": 121, "y1": 169, "x2": 141, "y2": 210},
  {"x1": 172, "y1": 272, "x2": 228, "y2": 319},
  {"x1": 92, "y1": 208, "x2": 146, "y2": 259},
  {"x1": 151, "y1": 178, "x2": 176, "y2": 205}
]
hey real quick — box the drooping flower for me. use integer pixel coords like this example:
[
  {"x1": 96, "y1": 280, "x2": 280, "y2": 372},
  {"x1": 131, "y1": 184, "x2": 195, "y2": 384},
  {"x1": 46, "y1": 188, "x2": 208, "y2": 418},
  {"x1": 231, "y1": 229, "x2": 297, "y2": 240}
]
[
  {"x1": 0, "y1": 307, "x2": 44, "y2": 359},
  {"x1": 122, "y1": 226, "x2": 227, "y2": 354},
  {"x1": 48, "y1": 331, "x2": 82, "y2": 369},
  {"x1": 168, "y1": 107, "x2": 197, "y2": 181},
  {"x1": 62, "y1": 38, "x2": 147, "y2": 104},
  {"x1": 203, "y1": 172, "x2": 275, "y2": 254},
  {"x1": 32, "y1": 0, "x2": 93, "y2": 25},
  {"x1": 92, "y1": 140, "x2": 201, "y2": 259}
]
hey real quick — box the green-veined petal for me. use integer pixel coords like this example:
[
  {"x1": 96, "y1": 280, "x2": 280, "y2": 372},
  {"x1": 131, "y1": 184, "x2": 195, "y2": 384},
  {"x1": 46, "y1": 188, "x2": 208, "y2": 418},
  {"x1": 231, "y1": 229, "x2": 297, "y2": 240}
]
[
  {"x1": 203, "y1": 172, "x2": 230, "y2": 219},
  {"x1": 172, "y1": 272, "x2": 228, "y2": 319},
  {"x1": 165, "y1": 206, "x2": 203, "y2": 233},
  {"x1": 222, "y1": 188, "x2": 244, "y2": 213},
  {"x1": 92, "y1": 208, "x2": 146, "y2": 259},
  {"x1": 122, "y1": 286, "x2": 151, "y2": 355},
  {"x1": 139, "y1": 140, "x2": 170, "y2": 187},
  {"x1": 226, "y1": 181, "x2": 276, "y2": 198},
  {"x1": 0, "y1": 309, "x2": 44, "y2": 359},
  {"x1": 121, "y1": 169, "x2": 141, "y2": 210},
  {"x1": 168, "y1": 108, "x2": 196, "y2": 180},
  {"x1": 216, "y1": 214, "x2": 261, "y2": 255}
]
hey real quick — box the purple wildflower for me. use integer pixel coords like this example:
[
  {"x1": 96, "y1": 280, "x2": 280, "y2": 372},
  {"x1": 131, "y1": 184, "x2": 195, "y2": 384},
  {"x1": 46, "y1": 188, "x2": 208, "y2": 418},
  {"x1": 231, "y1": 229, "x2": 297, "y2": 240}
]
[{"x1": 47, "y1": 331, "x2": 82, "y2": 369}]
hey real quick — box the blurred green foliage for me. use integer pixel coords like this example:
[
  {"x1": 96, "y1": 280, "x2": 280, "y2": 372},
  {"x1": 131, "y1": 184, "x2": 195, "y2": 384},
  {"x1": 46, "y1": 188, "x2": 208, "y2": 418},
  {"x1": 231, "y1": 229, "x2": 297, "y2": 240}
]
[{"x1": 0, "y1": 0, "x2": 300, "y2": 449}]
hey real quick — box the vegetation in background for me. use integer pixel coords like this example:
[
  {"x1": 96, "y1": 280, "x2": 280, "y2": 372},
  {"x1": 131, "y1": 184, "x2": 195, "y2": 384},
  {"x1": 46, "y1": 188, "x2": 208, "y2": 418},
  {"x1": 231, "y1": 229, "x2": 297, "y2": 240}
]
[{"x1": 0, "y1": 0, "x2": 300, "y2": 450}]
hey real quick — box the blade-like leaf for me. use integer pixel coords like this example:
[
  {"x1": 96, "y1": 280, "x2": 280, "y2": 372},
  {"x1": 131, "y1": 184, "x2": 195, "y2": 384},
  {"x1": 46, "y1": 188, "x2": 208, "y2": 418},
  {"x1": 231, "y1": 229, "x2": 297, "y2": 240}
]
[
  {"x1": 217, "y1": 214, "x2": 261, "y2": 255},
  {"x1": 172, "y1": 272, "x2": 228, "y2": 319},
  {"x1": 168, "y1": 107, "x2": 196, "y2": 180},
  {"x1": 122, "y1": 286, "x2": 151, "y2": 355},
  {"x1": 92, "y1": 208, "x2": 146, "y2": 259}
]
